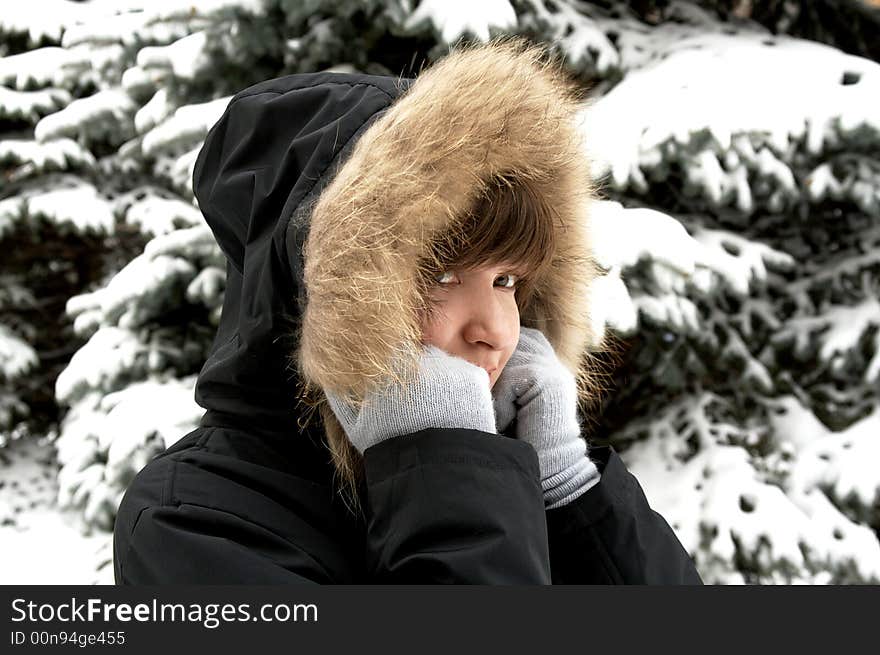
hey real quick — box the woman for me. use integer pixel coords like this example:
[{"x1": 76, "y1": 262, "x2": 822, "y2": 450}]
[{"x1": 113, "y1": 36, "x2": 702, "y2": 584}]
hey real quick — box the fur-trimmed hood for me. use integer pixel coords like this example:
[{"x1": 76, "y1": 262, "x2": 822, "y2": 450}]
[{"x1": 192, "y1": 38, "x2": 602, "y2": 453}]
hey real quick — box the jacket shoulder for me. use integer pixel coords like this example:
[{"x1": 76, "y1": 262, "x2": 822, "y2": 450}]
[
  {"x1": 113, "y1": 427, "x2": 362, "y2": 584},
  {"x1": 113, "y1": 433, "x2": 188, "y2": 546}
]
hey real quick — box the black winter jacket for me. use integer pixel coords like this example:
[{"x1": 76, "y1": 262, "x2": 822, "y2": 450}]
[{"x1": 113, "y1": 40, "x2": 703, "y2": 585}]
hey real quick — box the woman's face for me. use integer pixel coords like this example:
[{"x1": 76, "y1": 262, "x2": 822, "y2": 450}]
[{"x1": 419, "y1": 262, "x2": 522, "y2": 389}]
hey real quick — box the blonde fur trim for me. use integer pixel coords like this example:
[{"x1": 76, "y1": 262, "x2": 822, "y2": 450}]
[{"x1": 297, "y1": 36, "x2": 602, "y2": 422}]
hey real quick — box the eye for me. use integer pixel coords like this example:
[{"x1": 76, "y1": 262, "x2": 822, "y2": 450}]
[
  {"x1": 496, "y1": 273, "x2": 519, "y2": 290},
  {"x1": 431, "y1": 270, "x2": 520, "y2": 290}
]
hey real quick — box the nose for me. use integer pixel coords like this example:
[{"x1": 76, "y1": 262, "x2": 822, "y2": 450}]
[{"x1": 461, "y1": 289, "x2": 512, "y2": 351}]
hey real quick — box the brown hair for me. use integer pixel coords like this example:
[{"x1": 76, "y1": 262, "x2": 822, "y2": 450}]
[
  {"x1": 295, "y1": 175, "x2": 559, "y2": 519},
  {"x1": 415, "y1": 173, "x2": 557, "y2": 326}
]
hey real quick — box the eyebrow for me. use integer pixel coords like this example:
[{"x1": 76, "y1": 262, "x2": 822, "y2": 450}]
[
  {"x1": 454, "y1": 263, "x2": 528, "y2": 276},
  {"x1": 494, "y1": 262, "x2": 530, "y2": 276}
]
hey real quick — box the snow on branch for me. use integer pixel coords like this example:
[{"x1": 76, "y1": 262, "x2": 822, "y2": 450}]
[
  {"x1": 0, "y1": 0, "x2": 86, "y2": 47},
  {"x1": 65, "y1": 247, "x2": 191, "y2": 335},
  {"x1": 136, "y1": 31, "x2": 212, "y2": 82},
  {"x1": 621, "y1": 391, "x2": 880, "y2": 583},
  {"x1": 0, "y1": 138, "x2": 95, "y2": 182},
  {"x1": 134, "y1": 88, "x2": 175, "y2": 134},
  {"x1": 123, "y1": 195, "x2": 206, "y2": 238},
  {"x1": 0, "y1": 47, "x2": 90, "y2": 91},
  {"x1": 34, "y1": 88, "x2": 137, "y2": 145},
  {"x1": 771, "y1": 295, "x2": 880, "y2": 382},
  {"x1": 0, "y1": 87, "x2": 71, "y2": 123},
  {"x1": 0, "y1": 181, "x2": 114, "y2": 236},
  {"x1": 0, "y1": 324, "x2": 39, "y2": 383},
  {"x1": 581, "y1": 31, "x2": 880, "y2": 216},
  {"x1": 517, "y1": 0, "x2": 624, "y2": 77},
  {"x1": 60, "y1": 9, "x2": 187, "y2": 50},
  {"x1": 140, "y1": 96, "x2": 230, "y2": 157},
  {"x1": 588, "y1": 199, "x2": 794, "y2": 339},
  {"x1": 54, "y1": 374, "x2": 202, "y2": 529},
  {"x1": 54, "y1": 327, "x2": 152, "y2": 406},
  {"x1": 399, "y1": 0, "x2": 518, "y2": 43},
  {"x1": 154, "y1": 144, "x2": 205, "y2": 196}
]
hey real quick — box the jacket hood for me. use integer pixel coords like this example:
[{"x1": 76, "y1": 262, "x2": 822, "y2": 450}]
[{"x1": 192, "y1": 38, "x2": 601, "y2": 441}]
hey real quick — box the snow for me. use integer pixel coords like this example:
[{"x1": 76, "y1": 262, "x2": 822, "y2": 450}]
[
  {"x1": 134, "y1": 88, "x2": 175, "y2": 134},
  {"x1": 100, "y1": 378, "x2": 203, "y2": 475},
  {"x1": 816, "y1": 300, "x2": 880, "y2": 365},
  {"x1": 136, "y1": 31, "x2": 211, "y2": 81},
  {"x1": 0, "y1": 436, "x2": 114, "y2": 585},
  {"x1": 0, "y1": 47, "x2": 91, "y2": 90},
  {"x1": 774, "y1": 398, "x2": 880, "y2": 581},
  {"x1": 0, "y1": 1, "x2": 87, "y2": 46},
  {"x1": 55, "y1": 328, "x2": 153, "y2": 405},
  {"x1": 186, "y1": 267, "x2": 226, "y2": 322},
  {"x1": 52, "y1": 377, "x2": 203, "y2": 529},
  {"x1": 587, "y1": 273, "x2": 638, "y2": 346},
  {"x1": 580, "y1": 31, "x2": 880, "y2": 215},
  {"x1": 34, "y1": 88, "x2": 137, "y2": 143},
  {"x1": 1, "y1": 0, "x2": 269, "y2": 50},
  {"x1": 0, "y1": 181, "x2": 114, "y2": 236},
  {"x1": 0, "y1": 199, "x2": 26, "y2": 234},
  {"x1": 0, "y1": 324, "x2": 39, "y2": 381},
  {"x1": 590, "y1": 200, "x2": 701, "y2": 276},
  {"x1": 155, "y1": 142, "x2": 205, "y2": 194},
  {"x1": 23, "y1": 183, "x2": 115, "y2": 235},
  {"x1": 0, "y1": 138, "x2": 96, "y2": 176},
  {"x1": 588, "y1": 199, "x2": 796, "y2": 339},
  {"x1": 690, "y1": 228, "x2": 796, "y2": 296},
  {"x1": 140, "y1": 96, "x2": 231, "y2": 157},
  {"x1": 60, "y1": 10, "x2": 171, "y2": 49},
  {"x1": 61, "y1": 225, "x2": 221, "y2": 338},
  {"x1": 633, "y1": 293, "x2": 703, "y2": 334},
  {"x1": 138, "y1": 0, "x2": 268, "y2": 22},
  {"x1": 123, "y1": 195, "x2": 205, "y2": 237},
  {"x1": 772, "y1": 296, "x2": 880, "y2": 377},
  {"x1": 0, "y1": 87, "x2": 71, "y2": 123},
  {"x1": 1, "y1": 509, "x2": 114, "y2": 585},
  {"x1": 807, "y1": 155, "x2": 880, "y2": 217},
  {"x1": 522, "y1": 0, "x2": 622, "y2": 76},
  {"x1": 402, "y1": 0, "x2": 518, "y2": 42},
  {"x1": 588, "y1": 199, "x2": 705, "y2": 339},
  {"x1": 120, "y1": 65, "x2": 164, "y2": 96},
  {"x1": 623, "y1": 393, "x2": 880, "y2": 584},
  {"x1": 68, "y1": 42, "x2": 129, "y2": 83}
]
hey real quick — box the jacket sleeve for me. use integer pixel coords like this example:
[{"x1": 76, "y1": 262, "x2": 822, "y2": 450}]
[
  {"x1": 361, "y1": 428, "x2": 552, "y2": 584},
  {"x1": 545, "y1": 445, "x2": 703, "y2": 584}
]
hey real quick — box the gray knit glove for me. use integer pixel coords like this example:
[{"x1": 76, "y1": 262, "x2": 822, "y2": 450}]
[
  {"x1": 492, "y1": 327, "x2": 601, "y2": 509},
  {"x1": 325, "y1": 344, "x2": 498, "y2": 455}
]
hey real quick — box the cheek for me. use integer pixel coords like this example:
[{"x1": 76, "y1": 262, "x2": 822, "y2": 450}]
[
  {"x1": 499, "y1": 303, "x2": 520, "y2": 368},
  {"x1": 420, "y1": 320, "x2": 437, "y2": 345},
  {"x1": 419, "y1": 300, "x2": 447, "y2": 346}
]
